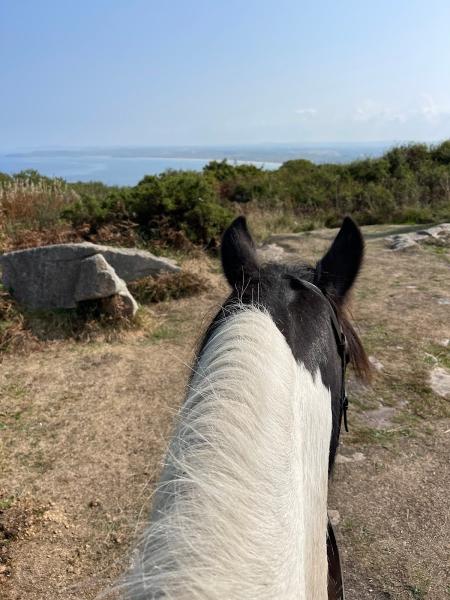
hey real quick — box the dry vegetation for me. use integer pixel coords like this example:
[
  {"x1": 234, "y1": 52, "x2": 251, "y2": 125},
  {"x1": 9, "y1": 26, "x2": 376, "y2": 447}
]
[
  {"x1": 0, "y1": 178, "x2": 78, "y2": 251},
  {"x1": 128, "y1": 271, "x2": 207, "y2": 304},
  {"x1": 0, "y1": 225, "x2": 449, "y2": 599}
]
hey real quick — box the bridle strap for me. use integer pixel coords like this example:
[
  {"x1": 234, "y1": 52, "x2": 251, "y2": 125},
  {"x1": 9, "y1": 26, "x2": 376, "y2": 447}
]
[
  {"x1": 327, "y1": 519, "x2": 345, "y2": 600},
  {"x1": 295, "y1": 279, "x2": 350, "y2": 433}
]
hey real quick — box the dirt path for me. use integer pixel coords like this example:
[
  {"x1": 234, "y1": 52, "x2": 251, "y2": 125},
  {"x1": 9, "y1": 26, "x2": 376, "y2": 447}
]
[{"x1": 1, "y1": 226, "x2": 449, "y2": 599}]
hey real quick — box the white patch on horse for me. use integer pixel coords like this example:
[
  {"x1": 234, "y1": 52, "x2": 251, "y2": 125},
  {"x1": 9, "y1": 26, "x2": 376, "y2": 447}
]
[{"x1": 122, "y1": 308, "x2": 332, "y2": 600}]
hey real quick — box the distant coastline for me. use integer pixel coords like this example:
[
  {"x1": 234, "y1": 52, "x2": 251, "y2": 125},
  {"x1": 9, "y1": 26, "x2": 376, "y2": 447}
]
[
  {"x1": 0, "y1": 154, "x2": 281, "y2": 186},
  {"x1": 4, "y1": 141, "x2": 394, "y2": 162},
  {"x1": 0, "y1": 142, "x2": 394, "y2": 185}
]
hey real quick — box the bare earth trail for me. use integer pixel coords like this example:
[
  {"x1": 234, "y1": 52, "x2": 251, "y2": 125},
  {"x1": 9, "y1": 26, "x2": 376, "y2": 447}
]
[{"x1": 1, "y1": 226, "x2": 449, "y2": 599}]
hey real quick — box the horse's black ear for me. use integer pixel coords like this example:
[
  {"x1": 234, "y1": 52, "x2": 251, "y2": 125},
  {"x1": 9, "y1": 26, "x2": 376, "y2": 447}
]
[
  {"x1": 221, "y1": 217, "x2": 259, "y2": 288},
  {"x1": 315, "y1": 217, "x2": 364, "y2": 302}
]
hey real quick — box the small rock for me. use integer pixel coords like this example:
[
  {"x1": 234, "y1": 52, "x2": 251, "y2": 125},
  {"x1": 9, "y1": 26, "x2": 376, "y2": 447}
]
[
  {"x1": 328, "y1": 510, "x2": 341, "y2": 526},
  {"x1": 75, "y1": 254, "x2": 124, "y2": 300},
  {"x1": 369, "y1": 356, "x2": 384, "y2": 371},
  {"x1": 335, "y1": 451, "x2": 366, "y2": 464},
  {"x1": 385, "y1": 223, "x2": 450, "y2": 251},
  {"x1": 438, "y1": 339, "x2": 449, "y2": 348},
  {"x1": 430, "y1": 367, "x2": 450, "y2": 398},
  {"x1": 437, "y1": 298, "x2": 450, "y2": 306},
  {"x1": 76, "y1": 254, "x2": 139, "y2": 317},
  {"x1": 385, "y1": 234, "x2": 418, "y2": 251},
  {"x1": 361, "y1": 402, "x2": 407, "y2": 429}
]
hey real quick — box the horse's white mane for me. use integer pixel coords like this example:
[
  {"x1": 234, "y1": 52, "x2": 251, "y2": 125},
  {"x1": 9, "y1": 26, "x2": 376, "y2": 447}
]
[{"x1": 121, "y1": 307, "x2": 331, "y2": 600}]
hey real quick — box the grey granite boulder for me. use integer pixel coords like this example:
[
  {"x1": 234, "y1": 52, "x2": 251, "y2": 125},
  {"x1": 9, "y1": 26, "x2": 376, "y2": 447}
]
[
  {"x1": 0, "y1": 242, "x2": 179, "y2": 312},
  {"x1": 95, "y1": 244, "x2": 179, "y2": 281},
  {"x1": 74, "y1": 254, "x2": 138, "y2": 317}
]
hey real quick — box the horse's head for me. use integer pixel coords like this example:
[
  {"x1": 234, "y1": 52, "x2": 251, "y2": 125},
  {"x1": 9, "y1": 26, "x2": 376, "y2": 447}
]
[{"x1": 218, "y1": 216, "x2": 370, "y2": 469}]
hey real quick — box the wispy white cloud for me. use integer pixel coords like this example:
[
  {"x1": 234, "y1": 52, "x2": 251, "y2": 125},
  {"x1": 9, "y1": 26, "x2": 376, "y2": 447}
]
[
  {"x1": 354, "y1": 95, "x2": 450, "y2": 124},
  {"x1": 354, "y1": 101, "x2": 408, "y2": 123},
  {"x1": 294, "y1": 107, "x2": 317, "y2": 117},
  {"x1": 418, "y1": 93, "x2": 450, "y2": 121}
]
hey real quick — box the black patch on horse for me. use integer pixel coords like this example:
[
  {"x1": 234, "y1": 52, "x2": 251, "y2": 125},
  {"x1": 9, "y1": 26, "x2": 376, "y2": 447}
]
[{"x1": 197, "y1": 216, "x2": 370, "y2": 471}]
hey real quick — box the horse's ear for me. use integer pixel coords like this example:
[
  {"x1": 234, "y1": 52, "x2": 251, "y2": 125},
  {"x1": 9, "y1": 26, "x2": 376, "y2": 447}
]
[
  {"x1": 315, "y1": 217, "x2": 364, "y2": 302},
  {"x1": 221, "y1": 217, "x2": 259, "y2": 288}
]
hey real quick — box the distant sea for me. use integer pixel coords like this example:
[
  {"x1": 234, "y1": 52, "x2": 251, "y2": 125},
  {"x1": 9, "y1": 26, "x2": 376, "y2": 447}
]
[
  {"x1": 0, "y1": 143, "x2": 392, "y2": 186},
  {"x1": 0, "y1": 154, "x2": 282, "y2": 186}
]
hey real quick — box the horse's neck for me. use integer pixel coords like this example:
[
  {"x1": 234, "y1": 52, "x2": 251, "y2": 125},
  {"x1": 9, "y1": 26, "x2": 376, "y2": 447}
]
[{"x1": 132, "y1": 309, "x2": 331, "y2": 600}]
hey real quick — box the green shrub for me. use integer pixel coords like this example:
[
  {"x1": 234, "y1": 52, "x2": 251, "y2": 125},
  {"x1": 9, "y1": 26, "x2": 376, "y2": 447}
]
[
  {"x1": 393, "y1": 206, "x2": 434, "y2": 224},
  {"x1": 431, "y1": 140, "x2": 450, "y2": 165},
  {"x1": 61, "y1": 190, "x2": 131, "y2": 228},
  {"x1": 131, "y1": 170, "x2": 233, "y2": 245},
  {"x1": 205, "y1": 160, "x2": 273, "y2": 206}
]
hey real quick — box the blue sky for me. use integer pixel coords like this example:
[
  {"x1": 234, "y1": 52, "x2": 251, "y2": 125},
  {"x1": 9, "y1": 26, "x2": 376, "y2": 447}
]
[{"x1": 2, "y1": 0, "x2": 450, "y2": 149}]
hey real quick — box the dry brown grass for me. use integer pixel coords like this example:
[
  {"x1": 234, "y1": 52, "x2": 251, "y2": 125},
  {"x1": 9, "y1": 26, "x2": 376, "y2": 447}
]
[
  {"x1": 0, "y1": 292, "x2": 146, "y2": 352},
  {"x1": 129, "y1": 271, "x2": 208, "y2": 304},
  {"x1": 0, "y1": 226, "x2": 87, "y2": 253},
  {"x1": 86, "y1": 221, "x2": 140, "y2": 248},
  {"x1": 0, "y1": 179, "x2": 78, "y2": 247},
  {"x1": 0, "y1": 177, "x2": 85, "y2": 252},
  {"x1": 239, "y1": 205, "x2": 318, "y2": 242},
  {"x1": 0, "y1": 289, "x2": 38, "y2": 354}
]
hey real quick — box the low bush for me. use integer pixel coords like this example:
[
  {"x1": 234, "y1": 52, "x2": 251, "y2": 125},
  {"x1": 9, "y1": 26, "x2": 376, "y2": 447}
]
[
  {"x1": 129, "y1": 271, "x2": 207, "y2": 304},
  {"x1": 131, "y1": 170, "x2": 233, "y2": 246}
]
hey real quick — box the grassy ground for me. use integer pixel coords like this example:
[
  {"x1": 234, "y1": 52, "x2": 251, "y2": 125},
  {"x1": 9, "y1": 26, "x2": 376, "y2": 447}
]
[{"x1": 0, "y1": 225, "x2": 449, "y2": 599}]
